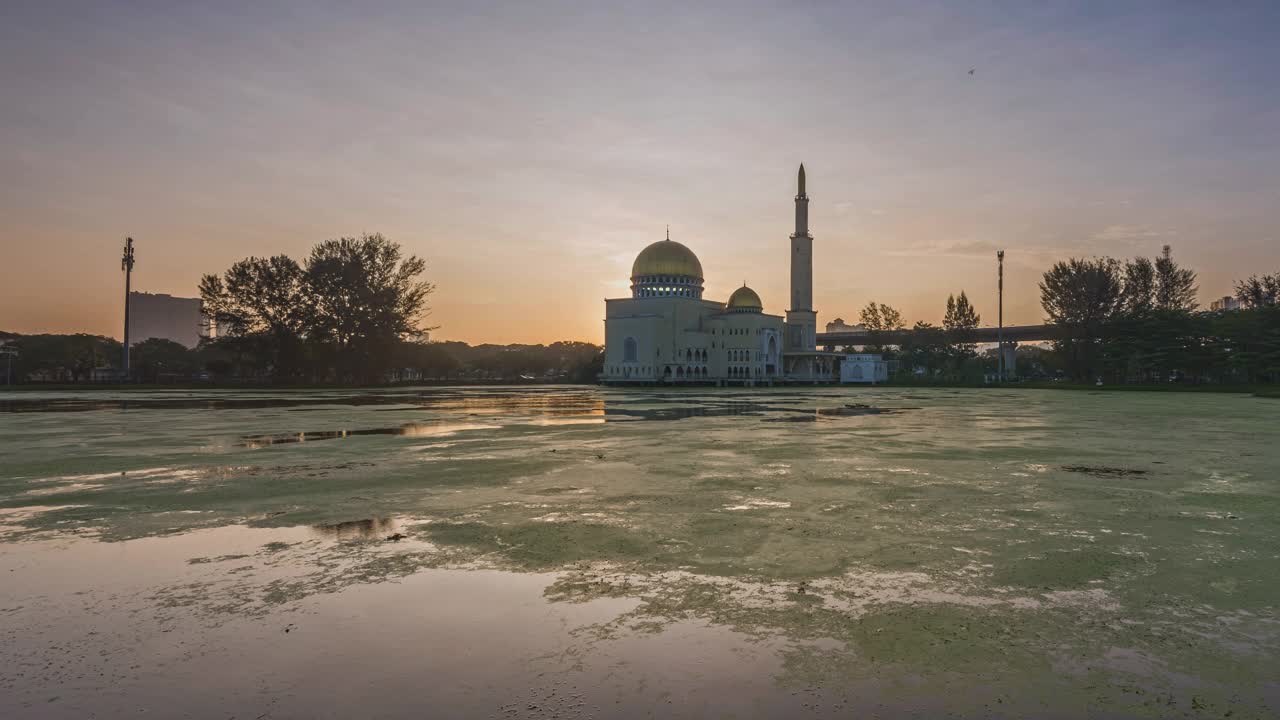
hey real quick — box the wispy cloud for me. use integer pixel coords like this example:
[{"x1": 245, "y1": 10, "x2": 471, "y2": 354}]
[{"x1": 883, "y1": 238, "x2": 1001, "y2": 258}]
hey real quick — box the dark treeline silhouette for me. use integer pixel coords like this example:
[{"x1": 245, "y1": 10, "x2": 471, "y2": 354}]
[
  {"x1": 853, "y1": 248, "x2": 1279, "y2": 385},
  {"x1": 4, "y1": 239, "x2": 1275, "y2": 388},
  {"x1": 1037, "y1": 247, "x2": 1278, "y2": 383},
  {"x1": 3, "y1": 233, "x2": 603, "y2": 385},
  {"x1": 0, "y1": 331, "x2": 603, "y2": 385},
  {"x1": 199, "y1": 233, "x2": 434, "y2": 383}
]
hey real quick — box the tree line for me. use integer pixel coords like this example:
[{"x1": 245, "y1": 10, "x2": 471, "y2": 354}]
[
  {"x1": 0, "y1": 332, "x2": 603, "y2": 385},
  {"x1": 198, "y1": 233, "x2": 433, "y2": 383},
  {"x1": 849, "y1": 247, "x2": 1279, "y2": 385},
  {"x1": 3, "y1": 233, "x2": 603, "y2": 385}
]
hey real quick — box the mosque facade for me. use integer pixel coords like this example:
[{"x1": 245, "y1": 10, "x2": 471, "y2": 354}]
[{"x1": 601, "y1": 165, "x2": 843, "y2": 385}]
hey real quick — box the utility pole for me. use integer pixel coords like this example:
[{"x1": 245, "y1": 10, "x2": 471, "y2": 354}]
[
  {"x1": 997, "y1": 249, "x2": 1005, "y2": 382},
  {"x1": 1, "y1": 342, "x2": 15, "y2": 385},
  {"x1": 121, "y1": 237, "x2": 135, "y2": 382}
]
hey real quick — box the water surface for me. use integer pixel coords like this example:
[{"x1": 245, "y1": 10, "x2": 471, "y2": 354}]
[{"x1": 2, "y1": 386, "x2": 1278, "y2": 718}]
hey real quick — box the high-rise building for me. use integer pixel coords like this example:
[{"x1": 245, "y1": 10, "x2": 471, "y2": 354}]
[{"x1": 127, "y1": 292, "x2": 205, "y2": 348}]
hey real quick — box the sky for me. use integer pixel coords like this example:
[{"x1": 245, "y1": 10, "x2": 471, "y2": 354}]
[{"x1": 2, "y1": 1, "x2": 1278, "y2": 344}]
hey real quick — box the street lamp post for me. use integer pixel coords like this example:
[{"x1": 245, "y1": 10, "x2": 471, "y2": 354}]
[
  {"x1": 997, "y1": 250, "x2": 1005, "y2": 382},
  {"x1": 121, "y1": 237, "x2": 135, "y2": 382}
]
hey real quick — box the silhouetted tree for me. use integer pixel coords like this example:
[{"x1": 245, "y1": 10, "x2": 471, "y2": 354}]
[
  {"x1": 0, "y1": 333, "x2": 121, "y2": 383},
  {"x1": 1235, "y1": 273, "x2": 1279, "y2": 309},
  {"x1": 303, "y1": 234, "x2": 435, "y2": 383},
  {"x1": 899, "y1": 321, "x2": 948, "y2": 378},
  {"x1": 1153, "y1": 245, "x2": 1198, "y2": 312},
  {"x1": 859, "y1": 302, "x2": 904, "y2": 331},
  {"x1": 943, "y1": 291, "x2": 981, "y2": 368},
  {"x1": 1121, "y1": 256, "x2": 1156, "y2": 316},
  {"x1": 130, "y1": 338, "x2": 196, "y2": 382},
  {"x1": 199, "y1": 255, "x2": 307, "y2": 378},
  {"x1": 1040, "y1": 258, "x2": 1124, "y2": 379}
]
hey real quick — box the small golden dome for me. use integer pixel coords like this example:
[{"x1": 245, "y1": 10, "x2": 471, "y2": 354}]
[
  {"x1": 727, "y1": 285, "x2": 763, "y2": 312},
  {"x1": 631, "y1": 239, "x2": 704, "y2": 280}
]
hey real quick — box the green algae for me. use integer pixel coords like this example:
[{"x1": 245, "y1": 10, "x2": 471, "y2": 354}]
[
  {"x1": 428, "y1": 521, "x2": 658, "y2": 570},
  {"x1": 3, "y1": 386, "x2": 1280, "y2": 714},
  {"x1": 992, "y1": 549, "x2": 1146, "y2": 589}
]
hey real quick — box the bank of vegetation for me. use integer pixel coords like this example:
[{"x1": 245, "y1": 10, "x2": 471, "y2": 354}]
[
  {"x1": 2, "y1": 238, "x2": 1276, "y2": 391},
  {"x1": 855, "y1": 247, "x2": 1279, "y2": 387},
  {"x1": 1, "y1": 234, "x2": 602, "y2": 386}
]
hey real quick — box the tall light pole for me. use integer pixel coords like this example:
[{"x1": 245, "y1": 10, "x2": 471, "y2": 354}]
[
  {"x1": 121, "y1": 237, "x2": 135, "y2": 381},
  {"x1": 1, "y1": 343, "x2": 15, "y2": 385},
  {"x1": 997, "y1": 249, "x2": 1005, "y2": 382}
]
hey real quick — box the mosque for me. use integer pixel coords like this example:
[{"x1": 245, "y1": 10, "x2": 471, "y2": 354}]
[{"x1": 602, "y1": 165, "x2": 873, "y2": 385}]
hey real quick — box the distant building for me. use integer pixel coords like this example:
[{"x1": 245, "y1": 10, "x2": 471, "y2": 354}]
[
  {"x1": 1210, "y1": 296, "x2": 1242, "y2": 312},
  {"x1": 825, "y1": 318, "x2": 865, "y2": 333},
  {"x1": 840, "y1": 354, "x2": 888, "y2": 384},
  {"x1": 128, "y1": 292, "x2": 205, "y2": 348}
]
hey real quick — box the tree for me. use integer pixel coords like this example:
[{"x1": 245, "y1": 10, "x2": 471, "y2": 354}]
[
  {"x1": 199, "y1": 234, "x2": 433, "y2": 383},
  {"x1": 199, "y1": 255, "x2": 305, "y2": 338},
  {"x1": 858, "y1": 302, "x2": 904, "y2": 331},
  {"x1": 130, "y1": 338, "x2": 196, "y2": 383},
  {"x1": 943, "y1": 291, "x2": 980, "y2": 331},
  {"x1": 303, "y1": 233, "x2": 435, "y2": 382},
  {"x1": 1040, "y1": 258, "x2": 1124, "y2": 329},
  {"x1": 199, "y1": 255, "x2": 307, "y2": 378},
  {"x1": 857, "y1": 301, "x2": 904, "y2": 355},
  {"x1": 0, "y1": 333, "x2": 120, "y2": 383},
  {"x1": 943, "y1": 290, "x2": 981, "y2": 370},
  {"x1": 1153, "y1": 245, "x2": 1198, "y2": 312},
  {"x1": 1121, "y1": 256, "x2": 1156, "y2": 316},
  {"x1": 1040, "y1": 258, "x2": 1124, "y2": 379},
  {"x1": 1235, "y1": 273, "x2": 1279, "y2": 308},
  {"x1": 899, "y1": 321, "x2": 948, "y2": 378}
]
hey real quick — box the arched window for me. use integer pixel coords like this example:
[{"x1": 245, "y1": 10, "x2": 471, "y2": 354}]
[
  {"x1": 624, "y1": 337, "x2": 638, "y2": 363},
  {"x1": 686, "y1": 348, "x2": 692, "y2": 361}
]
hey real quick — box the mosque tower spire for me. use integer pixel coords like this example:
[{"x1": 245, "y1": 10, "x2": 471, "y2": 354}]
[
  {"x1": 785, "y1": 163, "x2": 817, "y2": 353},
  {"x1": 790, "y1": 163, "x2": 812, "y2": 311}
]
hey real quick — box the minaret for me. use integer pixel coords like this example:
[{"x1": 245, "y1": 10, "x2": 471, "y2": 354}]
[{"x1": 785, "y1": 164, "x2": 817, "y2": 352}]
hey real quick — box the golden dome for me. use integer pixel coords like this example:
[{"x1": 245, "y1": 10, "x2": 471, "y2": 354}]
[
  {"x1": 631, "y1": 239, "x2": 704, "y2": 280},
  {"x1": 727, "y1": 285, "x2": 763, "y2": 312}
]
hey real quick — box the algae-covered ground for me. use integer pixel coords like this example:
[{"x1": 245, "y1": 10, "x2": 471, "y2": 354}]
[{"x1": 1, "y1": 386, "x2": 1278, "y2": 718}]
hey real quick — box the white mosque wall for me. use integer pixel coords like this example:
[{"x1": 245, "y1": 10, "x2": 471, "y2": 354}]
[{"x1": 603, "y1": 296, "x2": 787, "y2": 383}]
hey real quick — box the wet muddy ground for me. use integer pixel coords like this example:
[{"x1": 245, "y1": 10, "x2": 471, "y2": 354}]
[{"x1": 1, "y1": 386, "x2": 1278, "y2": 718}]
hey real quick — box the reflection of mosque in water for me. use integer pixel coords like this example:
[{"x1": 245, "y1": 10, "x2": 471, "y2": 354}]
[
  {"x1": 602, "y1": 165, "x2": 854, "y2": 386},
  {"x1": 600, "y1": 395, "x2": 906, "y2": 421}
]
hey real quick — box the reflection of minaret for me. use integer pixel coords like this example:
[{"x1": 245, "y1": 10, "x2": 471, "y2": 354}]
[{"x1": 785, "y1": 164, "x2": 817, "y2": 352}]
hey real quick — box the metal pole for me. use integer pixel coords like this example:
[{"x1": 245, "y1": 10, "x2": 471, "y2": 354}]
[
  {"x1": 122, "y1": 237, "x2": 135, "y2": 381},
  {"x1": 997, "y1": 250, "x2": 1005, "y2": 381}
]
